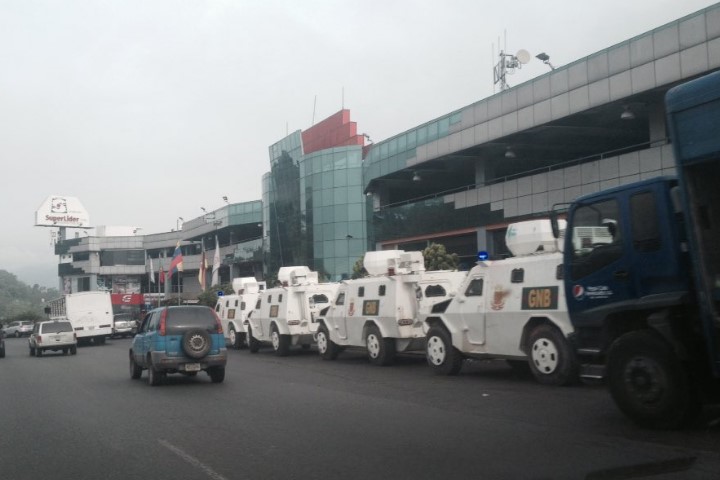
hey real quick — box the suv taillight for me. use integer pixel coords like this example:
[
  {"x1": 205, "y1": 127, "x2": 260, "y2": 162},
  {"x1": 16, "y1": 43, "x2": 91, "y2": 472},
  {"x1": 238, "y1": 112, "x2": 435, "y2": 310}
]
[
  {"x1": 159, "y1": 309, "x2": 168, "y2": 336},
  {"x1": 214, "y1": 311, "x2": 223, "y2": 334},
  {"x1": 37, "y1": 335, "x2": 42, "y2": 344}
]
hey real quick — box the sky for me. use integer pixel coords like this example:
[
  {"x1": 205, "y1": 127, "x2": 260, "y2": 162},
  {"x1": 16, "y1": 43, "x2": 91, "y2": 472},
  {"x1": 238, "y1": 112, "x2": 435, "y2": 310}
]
[{"x1": 1, "y1": 0, "x2": 717, "y2": 288}]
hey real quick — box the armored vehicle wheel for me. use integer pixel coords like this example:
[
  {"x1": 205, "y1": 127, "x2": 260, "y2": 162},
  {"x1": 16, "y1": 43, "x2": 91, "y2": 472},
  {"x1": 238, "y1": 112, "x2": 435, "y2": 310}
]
[
  {"x1": 316, "y1": 324, "x2": 339, "y2": 360},
  {"x1": 247, "y1": 327, "x2": 260, "y2": 353},
  {"x1": 365, "y1": 325, "x2": 395, "y2": 366},
  {"x1": 271, "y1": 324, "x2": 290, "y2": 357},
  {"x1": 426, "y1": 326, "x2": 463, "y2": 375},
  {"x1": 607, "y1": 330, "x2": 699, "y2": 429},
  {"x1": 527, "y1": 324, "x2": 578, "y2": 386},
  {"x1": 228, "y1": 327, "x2": 238, "y2": 349}
]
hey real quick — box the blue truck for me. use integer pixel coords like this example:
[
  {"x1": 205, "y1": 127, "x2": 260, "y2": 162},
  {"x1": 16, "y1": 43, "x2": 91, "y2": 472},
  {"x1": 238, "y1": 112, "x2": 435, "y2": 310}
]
[{"x1": 552, "y1": 70, "x2": 720, "y2": 428}]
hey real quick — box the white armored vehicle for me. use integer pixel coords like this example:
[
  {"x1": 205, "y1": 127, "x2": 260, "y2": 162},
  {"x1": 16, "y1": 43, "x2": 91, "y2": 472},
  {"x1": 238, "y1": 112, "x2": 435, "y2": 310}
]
[
  {"x1": 315, "y1": 251, "x2": 466, "y2": 366},
  {"x1": 247, "y1": 267, "x2": 339, "y2": 356},
  {"x1": 422, "y1": 220, "x2": 579, "y2": 385},
  {"x1": 214, "y1": 277, "x2": 266, "y2": 349}
]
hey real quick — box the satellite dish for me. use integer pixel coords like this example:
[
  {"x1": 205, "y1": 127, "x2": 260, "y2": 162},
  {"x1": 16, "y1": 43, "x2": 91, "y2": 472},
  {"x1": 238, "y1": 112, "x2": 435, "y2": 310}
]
[{"x1": 516, "y1": 49, "x2": 531, "y2": 64}]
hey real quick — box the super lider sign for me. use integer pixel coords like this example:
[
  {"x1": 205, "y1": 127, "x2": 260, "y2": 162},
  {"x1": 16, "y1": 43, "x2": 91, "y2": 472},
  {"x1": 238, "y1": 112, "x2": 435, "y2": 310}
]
[{"x1": 521, "y1": 286, "x2": 559, "y2": 310}]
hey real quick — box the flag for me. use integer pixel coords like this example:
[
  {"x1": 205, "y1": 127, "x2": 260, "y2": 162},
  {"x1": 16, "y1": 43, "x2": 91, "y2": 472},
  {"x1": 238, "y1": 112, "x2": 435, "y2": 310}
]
[
  {"x1": 167, "y1": 241, "x2": 184, "y2": 281},
  {"x1": 211, "y1": 235, "x2": 220, "y2": 287},
  {"x1": 149, "y1": 256, "x2": 155, "y2": 284},
  {"x1": 159, "y1": 264, "x2": 165, "y2": 284},
  {"x1": 198, "y1": 239, "x2": 207, "y2": 291}
]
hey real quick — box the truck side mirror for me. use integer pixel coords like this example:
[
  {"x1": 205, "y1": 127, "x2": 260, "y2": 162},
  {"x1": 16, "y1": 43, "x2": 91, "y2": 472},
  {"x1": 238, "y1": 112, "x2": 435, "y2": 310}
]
[{"x1": 549, "y1": 212, "x2": 560, "y2": 239}]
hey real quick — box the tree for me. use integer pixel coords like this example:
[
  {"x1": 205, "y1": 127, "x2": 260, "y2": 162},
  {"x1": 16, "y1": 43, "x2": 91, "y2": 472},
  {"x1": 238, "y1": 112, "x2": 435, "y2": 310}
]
[
  {"x1": 196, "y1": 283, "x2": 234, "y2": 308},
  {"x1": 351, "y1": 256, "x2": 367, "y2": 279},
  {"x1": 422, "y1": 243, "x2": 459, "y2": 271}
]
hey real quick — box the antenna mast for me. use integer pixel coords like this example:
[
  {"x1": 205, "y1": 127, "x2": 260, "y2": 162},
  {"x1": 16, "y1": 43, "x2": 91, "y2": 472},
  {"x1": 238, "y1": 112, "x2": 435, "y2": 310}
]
[{"x1": 492, "y1": 33, "x2": 530, "y2": 91}]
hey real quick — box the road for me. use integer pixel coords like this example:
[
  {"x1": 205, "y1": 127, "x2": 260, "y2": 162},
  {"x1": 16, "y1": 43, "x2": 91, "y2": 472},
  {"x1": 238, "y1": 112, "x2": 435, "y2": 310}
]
[{"x1": 1, "y1": 336, "x2": 718, "y2": 480}]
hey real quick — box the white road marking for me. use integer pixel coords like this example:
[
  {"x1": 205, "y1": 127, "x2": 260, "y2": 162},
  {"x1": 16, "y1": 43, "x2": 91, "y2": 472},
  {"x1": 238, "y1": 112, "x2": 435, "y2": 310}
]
[{"x1": 158, "y1": 439, "x2": 229, "y2": 480}]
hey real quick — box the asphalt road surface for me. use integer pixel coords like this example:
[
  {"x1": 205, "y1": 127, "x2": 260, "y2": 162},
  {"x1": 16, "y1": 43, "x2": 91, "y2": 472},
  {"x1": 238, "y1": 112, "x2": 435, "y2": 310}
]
[{"x1": 1, "y1": 336, "x2": 719, "y2": 480}]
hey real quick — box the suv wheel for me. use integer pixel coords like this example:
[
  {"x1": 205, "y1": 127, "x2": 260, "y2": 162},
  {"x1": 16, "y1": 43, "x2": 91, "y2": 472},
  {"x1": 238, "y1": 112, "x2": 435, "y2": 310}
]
[
  {"x1": 182, "y1": 329, "x2": 212, "y2": 359},
  {"x1": 147, "y1": 359, "x2": 163, "y2": 387},
  {"x1": 129, "y1": 354, "x2": 142, "y2": 379},
  {"x1": 208, "y1": 367, "x2": 225, "y2": 383}
]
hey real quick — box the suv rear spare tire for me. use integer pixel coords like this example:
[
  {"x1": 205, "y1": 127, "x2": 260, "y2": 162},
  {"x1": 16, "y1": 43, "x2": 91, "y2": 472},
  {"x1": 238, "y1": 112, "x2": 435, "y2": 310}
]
[{"x1": 182, "y1": 329, "x2": 212, "y2": 359}]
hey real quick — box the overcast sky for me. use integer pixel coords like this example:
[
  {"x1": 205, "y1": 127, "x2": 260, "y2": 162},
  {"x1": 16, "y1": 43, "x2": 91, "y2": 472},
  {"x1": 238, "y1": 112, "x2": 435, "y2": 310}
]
[{"x1": 1, "y1": 0, "x2": 717, "y2": 288}]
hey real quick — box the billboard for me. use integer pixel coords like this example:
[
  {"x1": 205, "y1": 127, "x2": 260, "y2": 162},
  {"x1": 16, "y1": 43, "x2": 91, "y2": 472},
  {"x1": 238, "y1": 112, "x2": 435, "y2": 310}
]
[{"x1": 35, "y1": 195, "x2": 90, "y2": 228}]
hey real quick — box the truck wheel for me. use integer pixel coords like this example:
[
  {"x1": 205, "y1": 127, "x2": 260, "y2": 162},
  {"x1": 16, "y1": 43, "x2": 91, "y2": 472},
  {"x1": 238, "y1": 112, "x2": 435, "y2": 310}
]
[
  {"x1": 247, "y1": 327, "x2": 260, "y2": 353},
  {"x1": 129, "y1": 354, "x2": 142, "y2": 379},
  {"x1": 366, "y1": 325, "x2": 395, "y2": 366},
  {"x1": 316, "y1": 324, "x2": 339, "y2": 360},
  {"x1": 228, "y1": 327, "x2": 238, "y2": 349},
  {"x1": 426, "y1": 326, "x2": 463, "y2": 375},
  {"x1": 36, "y1": 348, "x2": 43, "y2": 357},
  {"x1": 70, "y1": 345, "x2": 77, "y2": 355},
  {"x1": 271, "y1": 324, "x2": 290, "y2": 357},
  {"x1": 607, "y1": 330, "x2": 699, "y2": 429},
  {"x1": 29, "y1": 346, "x2": 35, "y2": 356},
  {"x1": 208, "y1": 367, "x2": 225, "y2": 383},
  {"x1": 527, "y1": 324, "x2": 578, "y2": 386}
]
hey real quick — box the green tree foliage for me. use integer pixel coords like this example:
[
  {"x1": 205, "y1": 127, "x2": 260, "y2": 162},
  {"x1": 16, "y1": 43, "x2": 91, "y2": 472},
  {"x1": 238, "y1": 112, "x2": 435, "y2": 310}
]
[
  {"x1": 0, "y1": 270, "x2": 60, "y2": 325},
  {"x1": 196, "y1": 283, "x2": 233, "y2": 308},
  {"x1": 422, "y1": 243, "x2": 459, "y2": 271},
  {"x1": 351, "y1": 256, "x2": 367, "y2": 279}
]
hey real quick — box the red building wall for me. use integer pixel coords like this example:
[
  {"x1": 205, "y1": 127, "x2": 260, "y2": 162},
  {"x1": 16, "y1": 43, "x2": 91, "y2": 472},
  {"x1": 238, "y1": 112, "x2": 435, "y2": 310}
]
[{"x1": 301, "y1": 109, "x2": 365, "y2": 155}]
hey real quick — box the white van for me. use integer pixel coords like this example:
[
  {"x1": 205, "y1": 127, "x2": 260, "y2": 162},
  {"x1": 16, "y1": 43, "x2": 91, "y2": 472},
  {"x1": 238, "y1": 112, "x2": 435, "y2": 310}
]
[
  {"x1": 214, "y1": 277, "x2": 266, "y2": 348},
  {"x1": 46, "y1": 292, "x2": 113, "y2": 345},
  {"x1": 315, "y1": 251, "x2": 466, "y2": 365},
  {"x1": 422, "y1": 220, "x2": 578, "y2": 385},
  {"x1": 246, "y1": 267, "x2": 339, "y2": 356}
]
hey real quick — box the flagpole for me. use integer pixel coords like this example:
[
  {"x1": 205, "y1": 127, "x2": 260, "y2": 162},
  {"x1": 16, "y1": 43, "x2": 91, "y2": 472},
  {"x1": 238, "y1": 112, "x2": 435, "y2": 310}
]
[{"x1": 177, "y1": 245, "x2": 181, "y2": 306}]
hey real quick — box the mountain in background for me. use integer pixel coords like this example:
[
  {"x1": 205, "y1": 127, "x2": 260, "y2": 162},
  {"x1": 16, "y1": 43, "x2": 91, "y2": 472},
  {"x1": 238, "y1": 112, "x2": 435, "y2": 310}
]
[{"x1": 0, "y1": 269, "x2": 60, "y2": 323}]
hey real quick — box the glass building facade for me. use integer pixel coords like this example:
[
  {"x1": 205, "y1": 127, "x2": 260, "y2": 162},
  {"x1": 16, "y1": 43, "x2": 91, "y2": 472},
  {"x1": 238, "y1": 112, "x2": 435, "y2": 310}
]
[{"x1": 263, "y1": 132, "x2": 368, "y2": 281}]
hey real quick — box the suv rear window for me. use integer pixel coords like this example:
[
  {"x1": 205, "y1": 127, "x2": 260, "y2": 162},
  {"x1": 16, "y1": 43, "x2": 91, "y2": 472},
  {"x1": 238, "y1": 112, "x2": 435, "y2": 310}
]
[
  {"x1": 165, "y1": 307, "x2": 218, "y2": 335},
  {"x1": 41, "y1": 322, "x2": 73, "y2": 333}
]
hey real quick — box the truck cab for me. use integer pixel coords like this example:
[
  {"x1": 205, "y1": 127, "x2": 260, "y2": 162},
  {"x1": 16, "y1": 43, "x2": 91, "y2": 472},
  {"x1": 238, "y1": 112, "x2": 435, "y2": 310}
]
[
  {"x1": 562, "y1": 177, "x2": 692, "y2": 363},
  {"x1": 555, "y1": 70, "x2": 720, "y2": 428}
]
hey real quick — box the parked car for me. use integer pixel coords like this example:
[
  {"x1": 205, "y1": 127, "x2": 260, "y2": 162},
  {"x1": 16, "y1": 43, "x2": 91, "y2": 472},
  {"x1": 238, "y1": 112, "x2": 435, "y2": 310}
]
[
  {"x1": 112, "y1": 313, "x2": 137, "y2": 338},
  {"x1": 28, "y1": 320, "x2": 78, "y2": 357},
  {"x1": 4, "y1": 321, "x2": 34, "y2": 338},
  {"x1": 129, "y1": 306, "x2": 227, "y2": 386}
]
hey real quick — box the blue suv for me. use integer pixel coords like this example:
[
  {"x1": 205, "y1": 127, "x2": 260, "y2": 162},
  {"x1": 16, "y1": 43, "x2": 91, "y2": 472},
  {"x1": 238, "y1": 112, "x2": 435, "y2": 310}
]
[{"x1": 129, "y1": 306, "x2": 227, "y2": 386}]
